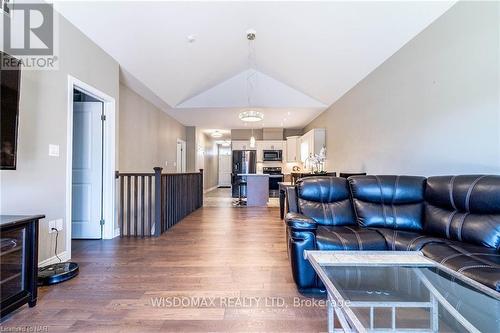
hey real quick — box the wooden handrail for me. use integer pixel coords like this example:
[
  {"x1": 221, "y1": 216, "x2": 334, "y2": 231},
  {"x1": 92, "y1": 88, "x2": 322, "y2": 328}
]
[{"x1": 115, "y1": 167, "x2": 204, "y2": 237}]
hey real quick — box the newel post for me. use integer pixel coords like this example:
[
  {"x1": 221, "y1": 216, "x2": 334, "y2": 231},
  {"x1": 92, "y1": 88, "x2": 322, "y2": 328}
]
[
  {"x1": 199, "y1": 169, "x2": 204, "y2": 207},
  {"x1": 153, "y1": 167, "x2": 163, "y2": 236}
]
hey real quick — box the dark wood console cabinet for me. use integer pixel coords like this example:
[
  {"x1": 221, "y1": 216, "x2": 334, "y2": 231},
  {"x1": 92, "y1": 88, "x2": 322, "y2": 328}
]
[{"x1": 1, "y1": 215, "x2": 43, "y2": 320}]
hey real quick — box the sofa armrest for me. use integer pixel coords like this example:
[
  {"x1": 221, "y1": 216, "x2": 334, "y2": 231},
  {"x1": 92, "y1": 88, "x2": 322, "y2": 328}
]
[
  {"x1": 285, "y1": 212, "x2": 318, "y2": 231},
  {"x1": 286, "y1": 186, "x2": 298, "y2": 213}
]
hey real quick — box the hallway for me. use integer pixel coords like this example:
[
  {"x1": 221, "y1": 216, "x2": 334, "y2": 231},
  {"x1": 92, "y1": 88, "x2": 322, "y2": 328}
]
[{"x1": 2, "y1": 207, "x2": 326, "y2": 332}]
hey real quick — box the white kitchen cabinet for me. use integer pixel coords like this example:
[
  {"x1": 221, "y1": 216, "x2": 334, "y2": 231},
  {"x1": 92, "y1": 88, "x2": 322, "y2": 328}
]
[
  {"x1": 256, "y1": 141, "x2": 264, "y2": 162},
  {"x1": 255, "y1": 140, "x2": 285, "y2": 162},
  {"x1": 286, "y1": 136, "x2": 300, "y2": 162},
  {"x1": 299, "y1": 129, "x2": 325, "y2": 163},
  {"x1": 260, "y1": 141, "x2": 284, "y2": 151},
  {"x1": 231, "y1": 140, "x2": 255, "y2": 151}
]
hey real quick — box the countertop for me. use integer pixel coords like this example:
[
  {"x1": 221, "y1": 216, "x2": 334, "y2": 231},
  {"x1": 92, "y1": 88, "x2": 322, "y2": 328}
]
[{"x1": 237, "y1": 173, "x2": 270, "y2": 176}]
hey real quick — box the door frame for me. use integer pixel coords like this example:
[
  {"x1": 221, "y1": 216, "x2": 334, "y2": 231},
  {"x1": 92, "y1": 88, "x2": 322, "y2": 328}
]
[
  {"x1": 176, "y1": 138, "x2": 186, "y2": 173},
  {"x1": 66, "y1": 75, "x2": 116, "y2": 259},
  {"x1": 218, "y1": 148, "x2": 232, "y2": 187}
]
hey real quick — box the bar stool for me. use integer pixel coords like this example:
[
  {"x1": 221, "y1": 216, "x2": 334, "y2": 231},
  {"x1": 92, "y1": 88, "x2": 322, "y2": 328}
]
[{"x1": 233, "y1": 179, "x2": 247, "y2": 207}]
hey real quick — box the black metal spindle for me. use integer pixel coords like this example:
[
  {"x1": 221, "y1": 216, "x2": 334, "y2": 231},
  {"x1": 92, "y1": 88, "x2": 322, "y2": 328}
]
[
  {"x1": 141, "y1": 175, "x2": 145, "y2": 237},
  {"x1": 119, "y1": 175, "x2": 124, "y2": 237},
  {"x1": 127, "y1": 175, "x2": 131, "y2": 237}
]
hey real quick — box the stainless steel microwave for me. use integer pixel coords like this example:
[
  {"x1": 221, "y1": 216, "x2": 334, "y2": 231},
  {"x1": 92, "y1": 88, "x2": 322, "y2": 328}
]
[{"x1": 263, "y1": 150, "x2": 282, "y2": 161}]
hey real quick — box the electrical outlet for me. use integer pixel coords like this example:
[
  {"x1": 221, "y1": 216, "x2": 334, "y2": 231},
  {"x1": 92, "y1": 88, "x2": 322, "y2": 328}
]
[
  {"x1": 48, "y1": 220, "x2": 56, "y2": 233},
  {"x1": 48, "y1": 219, "x2": 63, "y2": 233},
  {"x1": 55, "y1": 219, "x2": 63, "y2": 231}
]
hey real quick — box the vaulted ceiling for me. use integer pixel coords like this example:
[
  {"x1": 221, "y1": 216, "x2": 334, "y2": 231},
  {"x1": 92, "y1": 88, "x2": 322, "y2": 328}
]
[{"x1": 54, "y1": 1, "x2": 455, "y2": 129}]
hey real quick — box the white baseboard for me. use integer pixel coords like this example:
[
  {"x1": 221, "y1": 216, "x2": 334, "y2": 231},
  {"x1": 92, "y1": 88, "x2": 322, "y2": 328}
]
[
  {"x1": 38, "y1": 250, "x2": 70, "y2": 267},
  {"x1": 204, "y1": 186, "x2": 218, "y2": 193}
]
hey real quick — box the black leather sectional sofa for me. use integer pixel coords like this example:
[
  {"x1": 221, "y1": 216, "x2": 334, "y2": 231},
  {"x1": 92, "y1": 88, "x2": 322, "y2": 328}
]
[{"x1": 285, "y1": 175, "x2": 500, "y2": 293}]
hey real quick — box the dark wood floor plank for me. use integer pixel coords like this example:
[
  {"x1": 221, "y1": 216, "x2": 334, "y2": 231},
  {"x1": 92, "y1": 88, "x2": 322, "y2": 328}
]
[{"x1": 1, "y1": 206, "x2": 327, "y2": 332}]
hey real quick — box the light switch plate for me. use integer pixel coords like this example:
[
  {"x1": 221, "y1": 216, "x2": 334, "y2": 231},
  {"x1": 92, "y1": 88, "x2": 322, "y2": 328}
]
[{"x1": 49, "y1": 144, "x2": 60, "y2": 157}]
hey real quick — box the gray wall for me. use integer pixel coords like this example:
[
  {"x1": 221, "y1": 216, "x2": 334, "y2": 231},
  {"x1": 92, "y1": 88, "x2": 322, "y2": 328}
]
[
  {"x1": 194, "y1": 129, "x2": 219, "y2": 190},
  {"x1": 185, "y1": 126, "x2": 196, "y2": 172},
  {"x1": 305, "y1": 1, "x2": 500, "y2": 175},
  {"x1": 231, "y1": 129, "x2": 264, "y2": 141},
  {"x1": 119, "y1": 83, "x2": 186, "y2": 173},
  {"x1": 203, "y1": 134, "x2": 219, "y2": 190},
  {"x1": 284, "y1": 128, "x2": 304, "y2": 138},
  {"x1": 0, "y1": 15, "x2": 120, "y2": 262}
]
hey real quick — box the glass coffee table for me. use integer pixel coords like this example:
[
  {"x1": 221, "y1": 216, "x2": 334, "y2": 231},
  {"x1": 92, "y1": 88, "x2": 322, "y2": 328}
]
[{"x1": 304, "y1": 251, "x2": 500, "y2": 333}]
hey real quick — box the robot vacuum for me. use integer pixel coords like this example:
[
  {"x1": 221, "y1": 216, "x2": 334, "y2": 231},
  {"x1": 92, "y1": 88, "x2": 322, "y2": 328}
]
[{"x1": 38, "y1": 262, "x2": 79, "y2": 286}]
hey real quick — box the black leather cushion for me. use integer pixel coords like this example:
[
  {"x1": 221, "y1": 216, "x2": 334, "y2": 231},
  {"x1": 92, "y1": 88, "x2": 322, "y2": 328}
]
[
  {"x1": 349, "y1": 175, "x2": 426, "y2": 231},
  {"x1": 445, "y1": 241, "x2": 500, "y2": 266},
  {"x1": 297, "y1": 177, "x2": 356, "y2": 226},
  {"x1": 373, "y1": 228, "x2": 445, "y2": 251},
  {"x1": 424, "y1": 175, "x2": 500, "y2": 249},
  {"x1": 422, "y1": 242, "x2": 500, "y2": 291},
  {"x1": 285, "y1": 212, "x2": 317, "y2": 231},
  {"x1": 316, "y1": 226, "x2": 387, "y2": 251}
]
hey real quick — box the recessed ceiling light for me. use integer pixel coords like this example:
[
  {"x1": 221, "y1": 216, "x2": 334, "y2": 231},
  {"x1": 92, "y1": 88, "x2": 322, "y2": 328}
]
[{"x1": 187, "y1": 34, "x2": 197, "y2": 43}]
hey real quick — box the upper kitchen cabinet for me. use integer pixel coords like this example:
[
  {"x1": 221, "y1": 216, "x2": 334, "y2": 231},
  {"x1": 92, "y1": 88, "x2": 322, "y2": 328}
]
[
  {"x1": 256, "y1": 140, "x2": 285, "y2": 162},
  {"x1": 260, "y1": 141, "x2": 284, "y2": 151},
  {"x1": 299, "y1": 129, "x2": 326, "y2": 162},
  {"x1": 286, "y1": 136, "x2": 300, "y2": 162},
  {"x1": 232, "y1": 140, "x2": 255, "y2": 151}
]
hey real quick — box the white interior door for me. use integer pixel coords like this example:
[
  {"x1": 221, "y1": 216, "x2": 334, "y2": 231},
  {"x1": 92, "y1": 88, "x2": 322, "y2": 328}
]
[
  {"x1": 177, "y1": 139, "x2": 186, "y2": 172},
  {"x1": 72, "y1": 101, "x2": 103, "y2": 239},
  {"x1": 218, "y1": 154, "x2": 232, "y2": 186}
]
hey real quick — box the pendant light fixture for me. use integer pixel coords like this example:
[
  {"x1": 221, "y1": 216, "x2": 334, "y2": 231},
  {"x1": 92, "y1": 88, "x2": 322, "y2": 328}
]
[
  {"x1": 250, "y1": 128, "x2": 256, "y2": 148},
  {"x1": 239, "y1": 110, "x2": 263, "y2": 122},
  {"x1": 239, "y1": 29, "x2": 264, "y2": 124}
]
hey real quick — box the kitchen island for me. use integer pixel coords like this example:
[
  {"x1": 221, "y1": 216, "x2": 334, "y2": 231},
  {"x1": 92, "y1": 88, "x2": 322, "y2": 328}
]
[{"x1": 237, "y1": 174, "x2": 269, "y2": 206}]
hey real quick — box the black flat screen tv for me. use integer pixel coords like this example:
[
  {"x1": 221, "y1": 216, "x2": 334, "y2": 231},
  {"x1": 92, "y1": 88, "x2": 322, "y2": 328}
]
[{"x1": 0, "y1": 51, "x2": 21, "y2": 170}]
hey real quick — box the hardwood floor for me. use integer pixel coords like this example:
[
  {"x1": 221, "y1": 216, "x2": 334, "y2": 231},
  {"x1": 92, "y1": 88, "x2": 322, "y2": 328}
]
[
  {"x1": 204, "y1": 188, "x2": 280, "y2": 208},
  {"x1": 1, "y1": 207, "x2": 327, "y2": 332}
]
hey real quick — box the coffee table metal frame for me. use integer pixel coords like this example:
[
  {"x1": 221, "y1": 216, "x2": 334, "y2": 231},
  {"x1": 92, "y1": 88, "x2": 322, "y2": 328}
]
[{"x1": 304, "y1": 250, "x2": 500, "y2": 333}]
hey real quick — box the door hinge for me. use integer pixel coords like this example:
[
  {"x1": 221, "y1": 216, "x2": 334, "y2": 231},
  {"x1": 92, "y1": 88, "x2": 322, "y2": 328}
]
[
  {"x1": 100, "y1": 219, "x2": 105, "y2": 226},
  {"x1": 101, "y1": 115, "x2": 106, "y2": 121}
]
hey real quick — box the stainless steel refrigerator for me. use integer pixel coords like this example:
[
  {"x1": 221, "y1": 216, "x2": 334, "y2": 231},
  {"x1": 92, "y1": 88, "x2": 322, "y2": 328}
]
[{"x1": 231, "y1": 150, "x2": 256, "y2": 198}]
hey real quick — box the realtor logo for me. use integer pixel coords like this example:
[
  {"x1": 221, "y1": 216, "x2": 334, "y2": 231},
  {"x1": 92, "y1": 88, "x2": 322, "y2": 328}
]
[{"x1": 2, "y1": 1, "x2": 58, "y2": 69}]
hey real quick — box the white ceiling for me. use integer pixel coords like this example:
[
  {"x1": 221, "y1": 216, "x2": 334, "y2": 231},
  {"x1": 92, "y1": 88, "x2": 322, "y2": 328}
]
[
  {"x1": 54, "y1": 1, "x2": 455, "y2": 129},
  {"x1": 177, "y1": 69, "x2": 326, "y2": 108}
]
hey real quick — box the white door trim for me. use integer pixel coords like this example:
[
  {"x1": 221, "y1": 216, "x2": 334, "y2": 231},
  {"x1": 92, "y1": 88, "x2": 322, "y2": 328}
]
[
  {"x1": 66, "y1": 75, "x2": 117, "y2": 260},
  {"x1": 176, "y1": 138, "x2": 187, "y2": 173}
]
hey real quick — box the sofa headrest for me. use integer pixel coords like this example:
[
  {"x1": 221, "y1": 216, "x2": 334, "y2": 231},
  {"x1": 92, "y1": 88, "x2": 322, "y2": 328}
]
[
  {"x1": 425, "y1": 175, "x2": 500, "y2": 214},
  {"x1": 349, "y1": 175, "x2": 426, "y2": 204},
  {"x1": 297, "y1": 176, "x2": 350, "y2": 203}
]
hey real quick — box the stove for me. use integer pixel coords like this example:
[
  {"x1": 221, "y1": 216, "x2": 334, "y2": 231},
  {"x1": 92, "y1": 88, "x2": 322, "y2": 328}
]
[{"x1": 262, "y1": 167, "x2": 284, "y2": 197}]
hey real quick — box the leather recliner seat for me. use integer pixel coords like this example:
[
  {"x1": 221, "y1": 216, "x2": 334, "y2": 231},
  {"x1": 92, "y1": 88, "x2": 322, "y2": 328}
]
[{"x1": 285, "y1": 175, "x2": 500, "y2": 293}]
